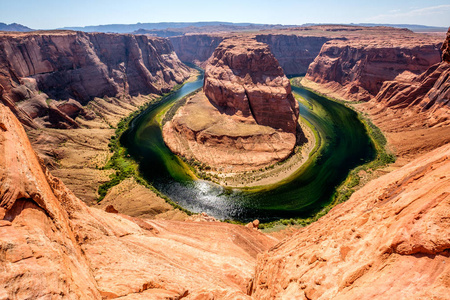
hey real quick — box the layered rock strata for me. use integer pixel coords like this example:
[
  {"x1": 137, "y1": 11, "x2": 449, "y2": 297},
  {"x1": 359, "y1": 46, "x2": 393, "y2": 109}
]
[
  {"x1": 170, "y1": 34, "x2": 226, "y2": 67},
  {"x1": 170, "y1": 33, "x2": 331, "y2": 75},
  {"x1": 164, "y1": 38, "x2": 300, "y2": 171},
  {"x1": 0, "y1": 102, "x2": 277, "y2": 298},
  {"x1": 250, "y1": 142, "x2": 450, "y2": 299},
  {"x1": 255, "y1": 34, "x2": 331, "y2": 75},
  {"x1": 374, "y1": 28, "x2": 450, "y2": 122},
  {"x1": 203, "y1": 38, "x2": 299, "y2": 133},
  {"x1": 0, "y1": 31, "x2": 190, "y2": 128},
  {"x1": 305, "y1": 35, "x2": 442, "y2": 101}
]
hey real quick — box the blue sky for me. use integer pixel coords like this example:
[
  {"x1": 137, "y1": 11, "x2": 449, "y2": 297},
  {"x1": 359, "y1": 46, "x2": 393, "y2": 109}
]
[{"x1": 1, "y1": 0, "x2": 449, "y2": 29}]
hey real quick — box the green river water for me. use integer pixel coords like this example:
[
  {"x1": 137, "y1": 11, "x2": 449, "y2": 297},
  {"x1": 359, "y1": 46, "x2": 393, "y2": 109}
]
[{"x1": 121, "y1": 73, "x2": 376, "y2": 222}]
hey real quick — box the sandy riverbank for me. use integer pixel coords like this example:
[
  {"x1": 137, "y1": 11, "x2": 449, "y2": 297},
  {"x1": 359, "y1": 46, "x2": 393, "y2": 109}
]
[{"x1": 205, "y1": 120, "x2": 317, "y2": 188}]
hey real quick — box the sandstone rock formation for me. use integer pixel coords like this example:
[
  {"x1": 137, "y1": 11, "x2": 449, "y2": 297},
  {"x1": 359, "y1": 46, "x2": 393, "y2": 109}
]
[
  {"x1": 164, "y1": 38, "x2": 300, "y2": 171},
  {"x1": 170, "y1": 33, "x2": 330, "y2": 76},
  {"x1": 204, "y1": 38, "x2": 299, "y2": 133},
  {"x1": 250, "y1": 142, "x2": 450, "y2": 299},
  {"x1": 374, "y1": 27, "x2": 449, "y2": 122},
  {"x1": 170, "y1": 34, "x2": 226, "y2": 66},
  {"x1": 0, "y1": 31, "x2": 190, "y2": 128},
  {"x1": 0, "y1": 101, "x2": 277, "y2": 298},
  {"x1": 255, "y1": 34, "x2": 330, "y2": 75},
  {"x1": 305, "y1": 34, "x2": 442, "y2": 101}
]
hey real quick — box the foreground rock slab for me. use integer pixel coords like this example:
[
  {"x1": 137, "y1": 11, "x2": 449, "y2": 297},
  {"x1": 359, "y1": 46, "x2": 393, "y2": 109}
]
[
  {"x1": 250, "y1": 143, "x2": 450, "y2": 299},
  {"x1": 0, "y1": 102, "x2": 277, "y2": 298}
]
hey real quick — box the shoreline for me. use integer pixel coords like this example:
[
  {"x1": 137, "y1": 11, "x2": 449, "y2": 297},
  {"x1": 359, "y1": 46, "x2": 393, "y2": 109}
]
[{"x1": 207, "y1": 120, "x2": 317, "y2": 188}]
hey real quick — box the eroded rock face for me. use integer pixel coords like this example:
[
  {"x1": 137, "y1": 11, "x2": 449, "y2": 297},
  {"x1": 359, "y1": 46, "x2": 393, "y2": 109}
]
[
  {"x1": 255, "y1": 34, "x2": 331, "y2": 75},
  {"x1": 305, "y1": 35, "x2": 442, "y2": 101},
  {"x1": 163, "y1": 92, "x2": 297, "y2": 171},
  {"x1": 204, "y1": 37, "x2": 299, "y2": 133},
  {"x1": 170, "y1": 34, "x2": 225, "y2": 67},
  {"x1": 0, "y1": 102, "x2": 277, "y2": 298},
  {"x1": 0, "y1": 31, "x2": 190, "y2": 128},
  {"x1": 164, "y1": 38, "x2": 300, "y2": 171},
  {"x1": 250, "y1": 143, "x2": 450, "y2": 299},
  {"x1": 371, "y1": 27, "x2": 450, "y2": 130}
]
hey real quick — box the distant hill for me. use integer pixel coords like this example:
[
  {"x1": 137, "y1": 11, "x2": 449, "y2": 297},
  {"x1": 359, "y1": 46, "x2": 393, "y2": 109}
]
[
  {"x1": 60, "y1": 22, "x2": 294, "y2": 33},
  {"x1": 132, "y1": 24, "x2": 295, "y2": 37},
  {"x1": 0, "y1": 22, "x2": 33, "y2": 32},
  {"x1": 304, "y1": 23, "x2": 448, "y2": 33}
]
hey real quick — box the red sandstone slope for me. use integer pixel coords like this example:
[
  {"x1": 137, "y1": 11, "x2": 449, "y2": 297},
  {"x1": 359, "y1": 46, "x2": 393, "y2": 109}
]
[
  {"x1": 0, "y1": 31, "x2": 190, "y2": 128},
  {"x1": 0, "y1": 102, "x2": 277, "y2": 298},
  {"x1": 251, "y1": 143, "x2": 450, "y2": 299}
]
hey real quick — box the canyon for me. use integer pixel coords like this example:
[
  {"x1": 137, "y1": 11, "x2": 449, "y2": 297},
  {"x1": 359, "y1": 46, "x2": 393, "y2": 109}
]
[
  {"x1": 0, "y1": 31, "x2": 190, "y2": 129},
  {"x1": 163, "y1": 37, "x2": 300, "y2": 171},
  {"x1": 0, "y1": 25, "x2": 449, "y2": 299}
]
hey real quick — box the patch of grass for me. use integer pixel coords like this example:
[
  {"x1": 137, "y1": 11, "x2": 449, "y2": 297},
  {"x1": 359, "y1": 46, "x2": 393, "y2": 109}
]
[
  {"x1": 259, "y1": 77, "x2": 396, "y2": 230},
  {"x1": 96, "y1": 83, "x2": 194, "y2": 215}
]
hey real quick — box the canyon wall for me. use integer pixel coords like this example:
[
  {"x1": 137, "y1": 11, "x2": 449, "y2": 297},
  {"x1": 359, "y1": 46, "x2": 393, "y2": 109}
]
[
  {"x1": 0, "y1": 101, "x2": 277, "y2": 298},
  {"x1": 255, "y1": 34, "x2": 331, "y2": 75},
  {"x1": 170, "y1": 33, "x2": 331, "y2": 76},
  {"x1": 305, "y1": 36, "x2": 442, "y2": 101},
  {"x1": 0, "y1": 31, "x2": 190, "y2": 128},
  {"x1": 170, "y1": 34, "x2": 225, "y2": 66},
  {"x1": 374, "y1": 28, "x2": 450, "y2": 121}
]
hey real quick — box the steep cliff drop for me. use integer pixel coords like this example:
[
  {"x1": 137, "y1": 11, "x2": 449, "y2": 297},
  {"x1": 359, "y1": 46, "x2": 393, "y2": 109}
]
[
  {"x1": 302, "y1": 28, "x2": 449, "y2": 164},
  {"x1": 163, "y1": 37, "x2": 300, "y2": 171},
  {"x1": 304, "y1": 33, "x2": 442, "y2": 101},
  {"x1": 0, "y1": 102, "x2": 277, "y2": 298},
  {"x1": 249, "y1": 27, "x2": 450, "y2": 300},
  {"x1": 250, "y1": 143, "x2": 450, "y2": 299},
  {"x1": 0, "y1": 31, "x2": 191, "y2": 129}
]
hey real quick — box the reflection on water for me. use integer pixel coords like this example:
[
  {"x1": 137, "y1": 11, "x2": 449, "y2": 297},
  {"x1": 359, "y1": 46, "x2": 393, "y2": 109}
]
[{"x1": 122, "y1": 74, "x2": 376, "y2": 222}]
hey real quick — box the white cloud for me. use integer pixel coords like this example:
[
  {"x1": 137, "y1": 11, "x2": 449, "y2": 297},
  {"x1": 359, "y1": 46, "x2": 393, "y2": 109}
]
[{"x1": 367, "y1": 4, "x2": 450, "y2": 25}]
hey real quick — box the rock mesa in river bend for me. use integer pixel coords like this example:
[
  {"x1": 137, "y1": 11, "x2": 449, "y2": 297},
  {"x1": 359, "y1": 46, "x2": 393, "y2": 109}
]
[{"x1": 163, "y1": 37, "x2": 300, "y2": 171}]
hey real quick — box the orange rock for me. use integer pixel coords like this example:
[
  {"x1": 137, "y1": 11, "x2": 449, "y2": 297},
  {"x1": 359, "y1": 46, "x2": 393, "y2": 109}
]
[
  {"x1": 204, "y1": 37, "x2": 299, "y2": 134},
  {"x1": 250, "y1": 143, "x2": 450, "y2": 299},
  {"x1": 0, "y1": 102, "x2": 277, "y2": 298},
  {"x1": 305, "y1": 33, "x2": 442, "y2": 102}
]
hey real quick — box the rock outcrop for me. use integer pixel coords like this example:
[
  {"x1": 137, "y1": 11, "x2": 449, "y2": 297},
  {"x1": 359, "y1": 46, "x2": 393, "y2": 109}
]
[
  {"x1": 0, "y1": 31, "x2": 190, "y2": 128},
  {"x1": 255, "y1": 34, "x2": 331, "y2": 75},
  {"x1": 373, "y1": 27, "x2": 450, "y2": 125},
  {"x1": 170, "y1": 33, "x2": 331, "y2": 76},
  {"x1": 163, "y1": 38, "x2": 300, "y2": 171},
  {"x1": 169, "y1": 34, "x2": 226, "y2": 66},
  {"x1": 204, "y1": 38, "x2": 299, "y2": 133},
  {"x1": 305, "y1": 34, "x2": 442, "y2": 101},
  {"x1": 250, "y1": 142, "x2": 450, "y2": 299},
  {"x1": 0, "y1": 101, "x2": 277, "y2": 298}
]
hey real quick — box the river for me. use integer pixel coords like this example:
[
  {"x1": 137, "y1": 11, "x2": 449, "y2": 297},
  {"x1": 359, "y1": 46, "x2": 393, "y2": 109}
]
[{"x1": 121, "y1": 73, "x2": 376, "y2": 222}]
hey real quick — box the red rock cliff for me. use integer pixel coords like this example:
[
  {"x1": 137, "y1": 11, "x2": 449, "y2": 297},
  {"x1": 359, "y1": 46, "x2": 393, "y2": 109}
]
[
  {"x1": 204, "y1": 37, "x2": 299, "y2": 133},
  {"x1": 255, "y1": 34, "x2": 330, "y2": 75},
  {"x1": 169, "y1": 34, "x2": 225, "y2": 66},
  {"x1": 163, "y1": 37, "x2": 300, "y2": 171},
  {"x1": 370, "y1": 28, "x2": 450, "y2": 130},
  {"x1": 0, "y1": 31, "x2": 190, "y2": 128},
  {"x1": 0, "y1": 101, "x2": 276, "y2": 298},
  {"x1": 305, "y1": 35, "x2": 442, "y2": 101},
  {"x1": 170, "y1": 33, "x2": 331, "y2": 76}
]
